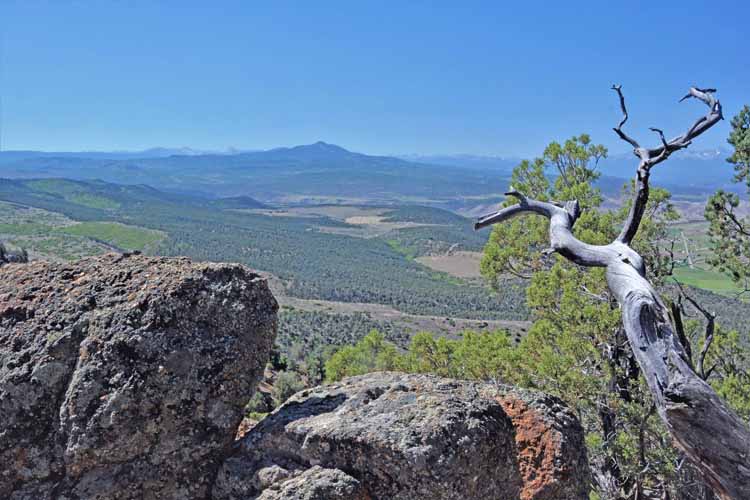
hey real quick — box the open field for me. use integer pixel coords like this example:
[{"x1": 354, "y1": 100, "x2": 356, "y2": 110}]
[
  {"x1": 245, "y1": 205, "x2": 446, "y2": 238},
  {"x1": 0, "y1": 200, "x2": 166, "y2": 259},
  {"x1": 665, "y1": 220, "x2": 747, "y2": 296},
  {"x1": 274, "y1": 205, "x2": 386, "y2": 219},
  {"x1": 58, "y1": 222, "x2": 165, "y2": 251},
  {"x1": 1, "y1": 234, "x2": 114, "y2": 262},
  {"x1": 671, "y1": 199, "x2": 750, "y2": 222},
  {"x1": 673, "y1": 266, "x2": 748, "y2": 296},
  {"x1": 318, "y1": 216, "x2": 438, "y2": 238},
  {"x1": 667, "y1": 220, "x2": 713, "y2": 267},
  {"x1": 416, "y1": 251, "x2": 484, "y2": 279},
  {"x1": 0, "y1": 201, "x2": 114, "y2": 260}
]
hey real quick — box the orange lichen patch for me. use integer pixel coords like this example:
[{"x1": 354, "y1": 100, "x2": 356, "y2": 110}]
[
  {"x1": 497, "y1": 396, "x2": 565, "y2": 500},
  {"x1": 235, "y1": 417, "x2": 259, "y2": 440}
]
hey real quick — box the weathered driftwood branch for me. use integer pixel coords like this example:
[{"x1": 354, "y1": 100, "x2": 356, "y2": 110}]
[{"x1": 476, "y1": 87, "x2": 749, "y2": 499}]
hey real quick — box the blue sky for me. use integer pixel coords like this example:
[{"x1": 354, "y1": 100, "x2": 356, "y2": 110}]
[{"x1": 1, "y1": 1, "x2": 748, "y2": 156}]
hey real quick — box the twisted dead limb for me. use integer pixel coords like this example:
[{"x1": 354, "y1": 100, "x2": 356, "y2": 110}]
[{"x1": 476, "y1": 86, "x2": 750, "y2": 499}]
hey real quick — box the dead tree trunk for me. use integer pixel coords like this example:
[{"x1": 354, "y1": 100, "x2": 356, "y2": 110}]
[{"x1": 475, "y1": 86, "x2": 750, "y2": 499}]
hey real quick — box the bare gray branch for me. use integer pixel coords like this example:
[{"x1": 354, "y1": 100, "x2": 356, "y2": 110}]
[{"x1": 611, "y1": 84, "x2": 641, "y2": 150}]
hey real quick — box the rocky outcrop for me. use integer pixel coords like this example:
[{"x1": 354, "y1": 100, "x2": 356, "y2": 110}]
[
  {"x1": 0, "y1": 253, "x2": 278, "y2": 500},
  {"x1": 0, "y1": 253, "x2": 590, "y2": 500},
  {"x1": 215, "y1": 372, "x2": 590, "y2": 500}
]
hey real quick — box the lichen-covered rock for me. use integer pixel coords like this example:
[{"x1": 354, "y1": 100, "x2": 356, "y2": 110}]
[
  {"x1": 0, "y1": 253, "x2": 278, "y2": 500},
  {"x1": 215, "y1": 372, "x2": 590, "y2": 500},
  {"x1": 256, "y1": 466, "x2": 368, "y2": 500}
]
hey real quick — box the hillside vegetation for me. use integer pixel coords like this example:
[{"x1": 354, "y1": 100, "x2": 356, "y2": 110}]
[
  {"x1": 0, "y1": 178, "x2": 525, "y2": 323},
  {"x1": 0, "y1": 177, "x2": 745, "y2": 332}
]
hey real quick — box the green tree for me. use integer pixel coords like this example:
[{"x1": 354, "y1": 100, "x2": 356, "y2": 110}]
[
  {"x1": 700, "y1": 327, "x2": 750, "y2": 422},
  {"x1": 479, "y1": 134, "x2": 698, "y2": 498},
  {"x1": 480, "y1": 135, "x2": 607, "y2": 282},
  {"x1": 395, "y1": 330, "x2": 516, "y2": 380},
  {"x1": 245, "y1": 390, "x2": 271, "y2": 416},
  {"x1": 325, "y1": 128, "x2": 750, "y2": 499},
  {"x1": 699, "y1": 105, "x2": 750, "y2": 433},
  {"x1": 324, "y1": 330, "x2": 401, "y2": 381},
  {"x1": 727, "y1": 105, "x2": 750, "y2": 188},
  {"x1": 271, "y1": 371, "x2": 305, "y2": 407},
  {"x1": 327, "y1": 134, "x2": 685, "y2": 498},
  {"x1": 705, "y1": 105, "x2": 750, "y2": 291}
]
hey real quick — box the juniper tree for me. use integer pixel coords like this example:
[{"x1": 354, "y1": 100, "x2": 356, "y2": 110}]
[
  {"x1": 705, "y1": 105, "x2": 750, "y2": 293},
  {"x1": 480, "y1": 132, "x2": 680, "y2": 497},
  {"x1": 476, "y1": 86, "x2": 749, "y2": 499}
]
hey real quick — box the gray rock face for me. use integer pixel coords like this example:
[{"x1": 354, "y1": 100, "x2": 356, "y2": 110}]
[
  {"x1": 0, "y1": 253, "x2": 278, "y2": 500},
  {"x1": 215, "y1": 372, "x2": 590, "y2": 500},
  {"x1": 256, "y1": 466, "x2": 367, "y2": 500}
]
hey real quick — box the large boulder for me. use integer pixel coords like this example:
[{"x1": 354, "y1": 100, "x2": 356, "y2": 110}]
[
  {"x1": 215, "y1": 372, "x2": 590, "y2": 500},
  {"x1": 0, "y1": 253, "x2": 278, "y2": 500}
]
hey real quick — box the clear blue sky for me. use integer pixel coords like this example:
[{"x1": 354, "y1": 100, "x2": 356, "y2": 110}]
[{"x1": 1, "y1": 0, "x2": 748, "y2": 156}]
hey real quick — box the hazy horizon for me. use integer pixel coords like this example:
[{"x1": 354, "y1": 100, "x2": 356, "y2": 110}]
[{"x1": 0, "y1": 140, "x2": 732, "y2": 162}]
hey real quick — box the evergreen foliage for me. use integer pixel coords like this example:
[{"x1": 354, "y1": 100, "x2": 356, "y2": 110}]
[
  {"x1": 327, "y1": 133, "x2": 750, "y2": 499},
  {"x1": 705, "y1": 105, "x2": 750, "y2": 291}
]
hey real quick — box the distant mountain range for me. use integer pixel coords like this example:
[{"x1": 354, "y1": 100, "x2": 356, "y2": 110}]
[
  {"x1": 597, "y1": 148, "x2": 735, "y2": 190},
  {"x1": 0, "y1": 147, "x2": 255, "y2": 162},
  {"x1": 397, "y1": 154, "x2": 519, "y2": 172},
  {"x1": 402, "y1": 148, "x2": 739, "y2": 193},
  {"x1": 0, "y1": 142, "x2": 509, "y2": 204},
  {"x1": 0, "y1": 142, "x2": 740, "y2": 208}
]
